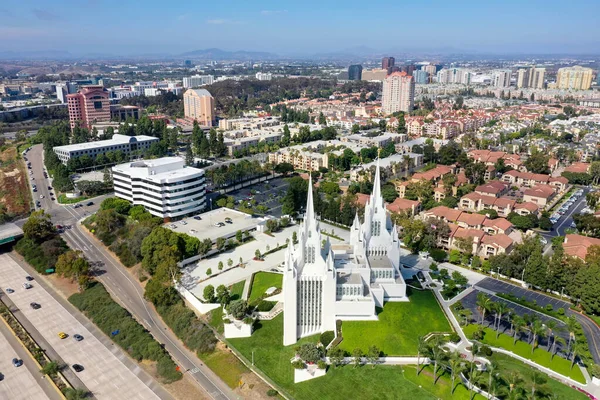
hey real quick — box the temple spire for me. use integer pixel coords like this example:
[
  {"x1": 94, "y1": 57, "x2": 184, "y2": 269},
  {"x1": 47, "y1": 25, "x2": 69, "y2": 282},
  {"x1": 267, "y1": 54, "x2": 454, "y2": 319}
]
[
  {"x1": 305, "y1": 172, "x2": 316, "y2": 227},
  {"x1": 372, "y1": 157, "x2": 382, "y2": 203}
]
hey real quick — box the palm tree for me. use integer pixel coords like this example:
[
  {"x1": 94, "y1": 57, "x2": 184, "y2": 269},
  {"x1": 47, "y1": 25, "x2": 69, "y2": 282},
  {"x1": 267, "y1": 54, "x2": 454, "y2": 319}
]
[
  {"x1": 571, "y1": 342, "x2": 585, "y2": 370},
  {"x1": 416, "y1": 336, "x2": 428, "y2": 376},
  {"x1": 528, "y1": 370, "x2": 547, "y2": 399},
  {"x1": 544, "y1": 320, "x2": 559, "y2": 352},
  {"x1": 448, "y1": 352, "x2": 464, "y2": 395},
  {"x1": 469, "y1": 368, "x2": 484, "y2": 400},
  {"x1": 486, "y1": 361, "x2": 498, "y2": 399},
  {"x1": 530, "y1": 320, "x2": 546, "y2": 354},
  {"x1": 494, "y1": 302, "x2": 510, "y2": 338},
  {"x1": 504, "y1": 370, "x2": 523, "y2": 393},
  {"x1": 551, "y1": 336, "x2": 566, "y2": 360},
  {"x1": 431, "y1": 344, "x2": 446, "y2": 385},
  {"x1": 511, "y1": 315, "x2": 525, "y2": 345},
  {"x1": 566, "y1": 316, "x2": 578, "y2": 358},
  {"x1": 460, "y1": 308, "x2": 473, "y2": 326},
  {"x1": 476, "y1": 293, "x2": 492, "y2": 325}
]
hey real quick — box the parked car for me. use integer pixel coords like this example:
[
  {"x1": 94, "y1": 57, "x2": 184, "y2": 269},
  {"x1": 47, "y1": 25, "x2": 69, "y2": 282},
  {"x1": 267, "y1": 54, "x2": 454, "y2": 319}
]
[
  {"x1": 25, "y1": 276, "x2": 34, "y2": 281},
  {"x1": 5, "y1": 288, "x2": 14, "y2": 294},
  {"x1": 224, "y1": 217, "x2": 232, "y2": 224},
  {"x1": 86, "y1": 201, "x2": 94, "y2": 206},
  {"x1": 72, "y1": 364, "x2": 84, "y2": 372},
  {"x1": 39, "y1": 195, "x2": 44, "y2": 199},
  {"x1": 193, "y1": 216, "x2": 202, "y2": 220},
  {"x1": 73, "y1": 334, "x2": 84, "y2": 341},
  {"x1": 58, "y1": 332, "x2": 68, "y2": 339},
  {"x1": 12, "y1": 358, "x2": 22, "y2": 367},
  {"x1": 22, "y1": 283, "x2": 32, "y2": 289},
  {"x1": 30, "y1": 302, "x2": 41, "y2": 310},
  {"x1": 180, "y1": 220, "x2": 187, "y2": 225}
]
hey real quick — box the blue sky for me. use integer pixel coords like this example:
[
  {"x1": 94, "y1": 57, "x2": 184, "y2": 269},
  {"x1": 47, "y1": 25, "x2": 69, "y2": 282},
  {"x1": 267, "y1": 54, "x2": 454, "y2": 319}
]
[{"x1": 1, "y1": 0, "x2": 599, "y2": 55}]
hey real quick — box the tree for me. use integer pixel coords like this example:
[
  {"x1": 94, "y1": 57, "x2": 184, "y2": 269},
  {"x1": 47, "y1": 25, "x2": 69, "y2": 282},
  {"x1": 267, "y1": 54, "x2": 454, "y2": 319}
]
[
  {"x1": 281, "y1": 124, "x2": 291, "y2": 146},
  {"x1": 218, "y1": 261, "x2": 224, "y2": 271},
  {"x1": 64, "y1": 388, "x2": 91, "y2": 400},
  {"x1": 431, "y1": 343, "x2": 445, "y2": 385},
  {"x1": 328, "y1": 346, "x2": 345, "y2": 368},
  {"x1": 23, "y1": 210, "x2": 55, "y2": 243},
  {"x1": 366, "y1": 345, "x2": 380, "y2": 368},
  {"x1": 352, "y1": 348, "x2": 362, "y2": 368},
  {"x1": 318, "y1": 112, "x2": 327, "y2": 125},
  {"x1": 448, "y1": 352, "x2": 464, "y2": 394},
  {"x1": 255, "y1": 249, "x2": 262, "y2": 259},
  {"x1": 103, "y1": 167, "x2": 112, "y2": 186},
  {"x1": 464, "y1": 162, "x2": 487, "y2": 185},
  {"x1": 40, "y1": 361, "x2": 60, "y2": 375},
  {"x1": 55, "y1": 250, "x2": 90, "y2": 287},
  {"x1": 416, "y1": 336, "x2": 427, "y2": 375},
  {"x1": 216, "y1": 237, "x2": 226, "y2": 250},
  {"x1": 203, "y1": 285, "x2": 215, "y2": 302},
  {"x1": 227, "y1": 258, "x2": 233, "y2": 268},
  {"x1": 476, "y1": 293, "x2": 492, "y2": 325},
  {"x1": 524, "y1": 151, "x2": 550, "y2": 174},
  {"x1": 215, "y1": 285, "x2": 230, "y2": 306},
  {"x1": 528, "y1": 370, "x2": 547, "y2": 399},
  {"x1": 494, "y1": 302, "x2": 510, "y2": 338},
  {"x1": 185, "y1": 142, "x2": 194, "y2": 166},
  {"x1": 274, "y1": 162, "x2": 294, "y2": 176},
  {"x1": 296, "y1": 343, "x2": 322, "y2": 363},
  {"x1": 228, "y1": 300, "x2": 248, "y2": 320}
]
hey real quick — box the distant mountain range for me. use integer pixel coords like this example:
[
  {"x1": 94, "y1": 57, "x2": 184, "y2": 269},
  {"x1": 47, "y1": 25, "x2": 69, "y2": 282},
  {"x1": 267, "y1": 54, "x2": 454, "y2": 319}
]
[{"x1": 179, "y1": 48, "x2": 279, "y2": 60}]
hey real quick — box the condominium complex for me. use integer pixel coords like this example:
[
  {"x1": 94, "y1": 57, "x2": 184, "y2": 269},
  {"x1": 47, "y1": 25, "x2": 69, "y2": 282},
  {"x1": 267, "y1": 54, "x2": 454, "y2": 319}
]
[
  {"x1": 182, "y1": 75, "x2": 214, "y2": 88},
  {"x1": 382, "y1": 57, "x2": 395, "y2": 73},
  {"x1": 53, "y1": 134, "x2": 159, "y2": 164},
  {"x1": 436, "y1": 68, "x2": 473, "y2": 85},
  {"x1": 348, "y1": 65, "x2": 363, "y2": 80},
  {"x1": 422, "y1": 64, "x2": 437, "y2": 77},
  {"x1": 362, "y1": 68, "x2": 388, "y2": 81},
  {"x1": 66, "y1": 85, "x2": 111, "y2": 129},
  {"x1": 413, "y1": 69, "x2": 429, "y2": 84},
  {"x1": 255, "y1": 72, "x2": 273, "y2": 81},
  {"x1": 112, "y1": 157, "x2": 206, "y2": 220},
  {"x1": 556, "y1": 66, "x2": 594, "y2": 90},
  {"x1": 382, "y1": 71, "x2": 415, "y2": 114},
  {"x1": 517, "y1": 66, "x2": 545, "y2": 89},
  {"x1": 492, "y1": 70, "x2": 512, "y2": 88},
  {"x1": 183, "y1": 88, "x2": 215, "y2": 126}
]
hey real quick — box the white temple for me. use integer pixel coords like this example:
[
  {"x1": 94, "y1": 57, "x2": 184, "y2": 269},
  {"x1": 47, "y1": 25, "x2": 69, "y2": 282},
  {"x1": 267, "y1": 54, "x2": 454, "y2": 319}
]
[{"x1": 282, "y1": 161, "x2": 408, "y2": 346}]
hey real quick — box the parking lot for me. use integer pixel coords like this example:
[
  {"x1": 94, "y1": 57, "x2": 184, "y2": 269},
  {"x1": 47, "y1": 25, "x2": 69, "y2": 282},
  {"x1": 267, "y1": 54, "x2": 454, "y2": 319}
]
[
  {"x1": 0, "y1": 254, "x2": 160, "y2": 400},
  {"x1": 546, "y1": 187, "x2": 590, "y2": 237},
  {"x1": 226, "y1": 177, "x2": 289, "y2": 218}
]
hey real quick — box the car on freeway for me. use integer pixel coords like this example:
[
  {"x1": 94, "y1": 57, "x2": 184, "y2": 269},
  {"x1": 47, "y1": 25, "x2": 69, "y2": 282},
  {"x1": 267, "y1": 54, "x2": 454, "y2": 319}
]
[
  {"x1": 73, "y1": 334, "x2": 84, "y2": 341},
  {"x1": 72, "y1": 364, "x2": 84, "y2": 372},
  {"x1": 12, "y1": 358, "x2": 22, "y2": 367},
  {"x1": 30, "y1": 302, "x2": 41, "y2": 310},
  {"x1": 22, "y1": 283, "x2": 32, "y2": 289},
  {"x1": 25, "y1": 276, "x2": 34, "y2": 281},
  {"x1": 5, "y1": 288, "x2": 14, "y2": 294},
  {"x1": 58, "y1": 332, "x2": 68, "y2": 339}
]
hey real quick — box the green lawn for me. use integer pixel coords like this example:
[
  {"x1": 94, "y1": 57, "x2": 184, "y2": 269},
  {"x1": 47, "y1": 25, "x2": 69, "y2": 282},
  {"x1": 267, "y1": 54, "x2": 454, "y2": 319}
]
[
  {"x1": 490, "y1": 353, "x2": 589, "y2": 400},
  {"x1": 228, "y1": 314, "x2": 482, "y2": 400},
  {"x1": 229, "y1": 280, "x2": 246, "y2": 301},
  {"x1": 248, "y1": 272, "x2": 282, "y2": 303},
  {"x1": 207, "y1": 306, "x2": 224, "y2": 334},
  {"x1": 463, "y1": 324, "x2": 586, "y2": 383},
  {"x1": 340, "y1": 289, "x2": 452, "y2": 356},
  {"x1": 199, "y1": 348, "x2": 250, "y2": 389},
  {"x1": 58, "y1": 194, "x2": 90, "y2": 204}
]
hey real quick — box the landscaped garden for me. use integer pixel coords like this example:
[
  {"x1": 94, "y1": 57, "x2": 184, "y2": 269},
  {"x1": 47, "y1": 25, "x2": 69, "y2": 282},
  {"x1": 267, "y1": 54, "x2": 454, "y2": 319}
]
[
  {"x1": 228, "y1": 314, "x2": 483, "y2": 400},
  {"x1": 463, "y1": 324, "x2": 586, "y2": 383},
  {"x1": 339, "y1": 289, "x2": 453, "y2": 355},
  {"x1": 229, "y1": 280, "x2": 245, "y2": 301},
  {"x1": 248, "y1": 272, "x2": 282, "y2": 303}
]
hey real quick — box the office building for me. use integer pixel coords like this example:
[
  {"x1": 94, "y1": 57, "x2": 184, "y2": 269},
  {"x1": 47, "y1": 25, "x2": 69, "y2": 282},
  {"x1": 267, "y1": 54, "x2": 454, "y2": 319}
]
[
  {"x1": 53, "y1": 134, "x2": 159, "y2": 164},
  {"x1": 382, "y1": 71, "x2": 415, "y2": 114},
  {"x1": 255, "y1": 72, "x2": 273, "y2": 81},
  {"x1": 183, "y1": 88, "x2": 215, "y2": 127},
  {"x1": 413, "y1": 70, "x2": 429, "y2": 84},
  {"x1": 492, "y1": 70, "x2": 512, "y2": 88},
  {"x1": 556, "y1": 66, "x2": 594, "y2": 90},
  {"x1": 348, "y1": 65, "x2": 363, "y2": 80},
  {"x1": 517, "y1": 66, "x2": 545, "y2": 89},
  {"x1": 66, "y1": 85, "x2": 110, "y2": 130},
  {"x1": 382, "y1": 57, "x2": 395, "y2": 73},
  {"x1": 362, "y1": 68, "x2": 388, "y2": 81},
  {"x1": 182, "y1": 75, "x2": 214, "y2": 88},
  {"x1": 112, "y1": 157, "x2": 206, "y2": 220},
  {"x1": 282, "y1": 163, "x2": 407, "y2": 345},
  {"x1": 56, "y1": 84, "x2": 68, "y2": 104}
]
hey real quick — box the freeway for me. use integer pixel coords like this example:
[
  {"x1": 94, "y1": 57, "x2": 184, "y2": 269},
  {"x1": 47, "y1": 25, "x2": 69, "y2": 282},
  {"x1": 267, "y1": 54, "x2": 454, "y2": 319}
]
[{"x1": 0, "y1": 302, "x2": 62, "y2": 400}]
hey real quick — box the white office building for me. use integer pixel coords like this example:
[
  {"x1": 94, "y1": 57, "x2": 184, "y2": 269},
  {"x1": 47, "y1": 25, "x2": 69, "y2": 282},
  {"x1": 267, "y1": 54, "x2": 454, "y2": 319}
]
[
  {"x1": 183, "y1": 75, "x2": 215, "y2": 88},
  {"x1": 282, "y1": 162, "x2": 408, "y2": 345},
  {"x1": 255, "y1": 72, "x2": 273, "y2": 81},
  {"x1": 112, "y1": 157, "x2": 206, "y2": 219},
  {"x1": 53, "y1": 134, "x2": 159, "y2": 164}
]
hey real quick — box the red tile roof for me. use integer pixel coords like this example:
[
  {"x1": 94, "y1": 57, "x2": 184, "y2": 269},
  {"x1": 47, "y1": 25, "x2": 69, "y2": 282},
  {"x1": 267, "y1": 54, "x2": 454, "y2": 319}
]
[
  {"x1": 457, "y1": 212, "x2": 486, "y2": 227},
  {"x1": 426, "y1": 206, "x2": 463, "y2": 222},
  {"x1": 475, "y1": 181, "x2": 508, "y2": 196},
  {"x1": 565, "y1": 162, "x2": 590, "y2": 174},
  {"x1": 386, "y1": 198, "x2": 420, "y2": 213},
  {"x1": 523, "y1": 185, "x2": 556, "y2": 199},
  {"x1": 563, "y1": 234, "x2": 600, "y2": 260},
  {"x1": 482, "y1": 217, "x2": 513, "y2": 232},
  {"x1": 482, "y1": 233, "x2": 513, "y2": 249}
]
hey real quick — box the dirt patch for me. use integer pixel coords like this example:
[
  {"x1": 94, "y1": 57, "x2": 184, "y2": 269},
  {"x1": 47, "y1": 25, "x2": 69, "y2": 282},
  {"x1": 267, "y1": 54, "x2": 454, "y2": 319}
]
[
  {"x1": 0, "y1": 146, "x2": 31, "y2": 217},
  {"x1": 235, "y1": 371, "x2": 278, "y2": 400}
]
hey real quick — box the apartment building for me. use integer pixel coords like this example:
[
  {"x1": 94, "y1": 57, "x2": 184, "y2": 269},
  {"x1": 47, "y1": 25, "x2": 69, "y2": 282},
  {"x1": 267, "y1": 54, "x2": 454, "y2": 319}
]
[
  {"x1": 382, "y1": 72, "x2": 415, "y2": 114},
  {"x1": 66, "y1": 85, "x2": 111, "y2": 130},
  {"x1": 556, "y1": 66, "x2": 594, "y2": 90},
  {"x1": 182, "y1": 75, "x2": 214, "y2": 88},
  {"x1": 183, "y1": 88, "x2": 215, "y2": 127},
  {"x1": 53, "y1": 134, "x2": 158, "y2": 164},
  {"x1": 112, "y1": 157, "x2": 206, "y2": 220},
  {"x1": 492, "y1": 70, "x2": 512, "y2": 88},
  {"x1": 517, "y1": 66, "x2": 545, "y2": 89}
]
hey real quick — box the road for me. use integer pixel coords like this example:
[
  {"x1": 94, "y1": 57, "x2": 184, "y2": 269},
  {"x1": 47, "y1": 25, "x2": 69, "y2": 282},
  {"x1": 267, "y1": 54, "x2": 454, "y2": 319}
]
[
  {"x1": 23, "y1": 144, "x2": 236, "y2": 399},
  {"x1": 540, "y1": 187, "x2": 590, "y2": 239},
  {"x1": 0, "y1": 306, "x2": 62, "y2": 400},
  {"x1": 0, "y1": 253, "x2": 165, "y2": 400},
  {"x1": 473, "y1": 278, "x2": 600, "y2": 364}
]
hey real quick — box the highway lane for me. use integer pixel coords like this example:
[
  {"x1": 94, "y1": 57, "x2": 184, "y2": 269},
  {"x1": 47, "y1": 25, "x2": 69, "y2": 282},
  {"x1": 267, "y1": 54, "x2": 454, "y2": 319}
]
[
  {"x1": 0, "y1": 301, "x2": 62, "y2": 400},
  {"x1": 61, "y1": 205, "x2": 236, "y2": 400}
]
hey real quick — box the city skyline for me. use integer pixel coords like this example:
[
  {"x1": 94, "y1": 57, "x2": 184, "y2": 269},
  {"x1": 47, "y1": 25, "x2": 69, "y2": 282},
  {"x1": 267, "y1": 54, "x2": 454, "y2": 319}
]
[{"x1": 1, "y1": 0, "x2": 600, "y2": 56}]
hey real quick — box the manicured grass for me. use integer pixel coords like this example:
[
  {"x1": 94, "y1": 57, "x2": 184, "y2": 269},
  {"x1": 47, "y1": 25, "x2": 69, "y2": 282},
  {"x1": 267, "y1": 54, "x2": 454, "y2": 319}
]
[
  {"x1": 228, "y1": 314, "x2": 481, "y2": 400},
  {"x1": 229, "y1": 280, "x2": 245, "y2": 301},
  {"x1": 207, "y1": 306, "x2": 224, "y2": 334},
  {"x1": 490, "y1": 353, "x2": 589, "y2": 400},
  {"x1": 199, "y1": 348, "x2": 250, "y2": 389},
  {"x1": 340, "y1": 289, "x2": 452, "y2": 356},
  {"x1": 248, "y1": 272, "x2": 282, "y2": 303},
  {"x1": 463, "y1": 324, "x2": 586, "y2": 383},
  {"x1": 58, "y1": 194, "x2": 90, "y2": 204}
]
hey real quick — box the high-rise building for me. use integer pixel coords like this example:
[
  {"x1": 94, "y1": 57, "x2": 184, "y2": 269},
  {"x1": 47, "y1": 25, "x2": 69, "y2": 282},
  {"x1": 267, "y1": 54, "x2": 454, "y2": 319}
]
[
  {"x1": 492, "y1": 70, "x2": 512, "y2": 88},
  {"x1": 361, "y1": 69, "x2": 388, "y2": 81},
  {"x1": 255, "y1": 72, "x2": 273, "y2": 81},
  {"x1": 382, "y1": 71, "x2": 415, "y2": 114},
  {"x1": 182, "y1": 75, "x2": 214, "y2": 88},
  {"x1": 517, "y1": 66, "x2": 545, "y2": 89},
  {"x1": 282, "y1": 163, "x2": 407, "y2": 345},
  {"x1": 412, "y1": 70, "x2": 429, "y2": 84},
  {"x1": 556, "y1": 66, "x2": 594, "y2": 90},
  {"x1": 112, "y1": 157, "x2": 206, "y2": 220},
  {"x1": 402, "y1": 64, "x2": 416, "y2": 76},
  {"x1": 66, "y1": 85, "x2": 110, "y2": 130},
  {"x1": 348, "y1": 65, "x2": 363, "y2": 80},
  {"x1": 382, "y1": 57, "x2": 395, "y2": 72},
  {"x1": 183, "y1": 88, "x2": 215, "y2": 127},
  {"x1": 422, "y1": 64, "x2": 437, "y2": 76},
  {"x1": 436, "y1": 68, "x2": 472, "y2": 85}
]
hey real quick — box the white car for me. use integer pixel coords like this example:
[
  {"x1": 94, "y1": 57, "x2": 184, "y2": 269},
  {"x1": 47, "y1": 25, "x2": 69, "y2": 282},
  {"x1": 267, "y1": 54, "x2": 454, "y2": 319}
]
[
  {"x1": 40, "y1": 195, "x2": 44, "y2": 199},
  {"x1": 180, "y1": 220, "x2": 187, "y2": 225}
]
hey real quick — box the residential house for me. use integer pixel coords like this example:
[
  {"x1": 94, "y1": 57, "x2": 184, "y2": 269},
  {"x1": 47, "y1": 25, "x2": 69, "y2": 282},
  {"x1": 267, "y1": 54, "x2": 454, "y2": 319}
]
[
  {"x1": 522, "y1": 185, "x2": 556, "y2": 208},
  {"x1": 563, "y1": 234, "x2": 600, "y2": 260}
]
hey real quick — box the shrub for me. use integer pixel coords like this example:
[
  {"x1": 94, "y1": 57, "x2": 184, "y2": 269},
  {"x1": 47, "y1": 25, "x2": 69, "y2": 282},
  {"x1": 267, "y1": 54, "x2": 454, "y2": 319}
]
[
  {"x1": 206, "y1": 268, "x2": 212, "y2": 276},
  {"x1": 320, "y1": 331, "x2": 335, "y2": 347},
  {"x1": 471, "y1": 326, "x2": 485, "y2": 340},
  {"x1": 430, "y1": 249, "x2": 447, "y2": 263},
  {"x1": 430, "y1": 262, "x2": 439, "y2": 272},
  {"x1": 296, "y1": 343, "x2": 322, "y2": 364},
  {"x1": 292, "y1": 360, "x2": 305, "y2": 369},
  {"x1": 243, "y1": 317, "x2": 254, "y2": 325},
  {"x1": 229, "y1": 300, "x2": 248, "y2": 320},
  {"x1": 203, "y1": 285, "x2": 215, "y2": 302},
  {"x1": 448, "y1": 332, "x2": 460, "y2": 343},
  {"x1": 317, "y1": 360, "x2": 327, "y2": 370},
  {"x1": 157, "y1": 355, "x2": 183, "y2": 383},
  {"x1": 557, "y1": 307, "x2": 565, "y2": 315},
  {"x1": 266, "y1": 389, "x2": 278, "y2": 397},
  {"x1": 545, "y1": 303, "x2": 554, "y2": 312},
  {"x1": 479, "y1": 345, "x2": 493, "y2": 357}
]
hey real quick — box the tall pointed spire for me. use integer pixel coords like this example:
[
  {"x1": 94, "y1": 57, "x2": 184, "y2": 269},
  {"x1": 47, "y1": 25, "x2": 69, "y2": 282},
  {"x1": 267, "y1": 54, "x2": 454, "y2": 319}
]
[
  {"x1": 305, "y1": 173, "x2": 316, "y2": 226},
  {"x1": 372, "y1": 157, "x2": 382, "y2": 203}
]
